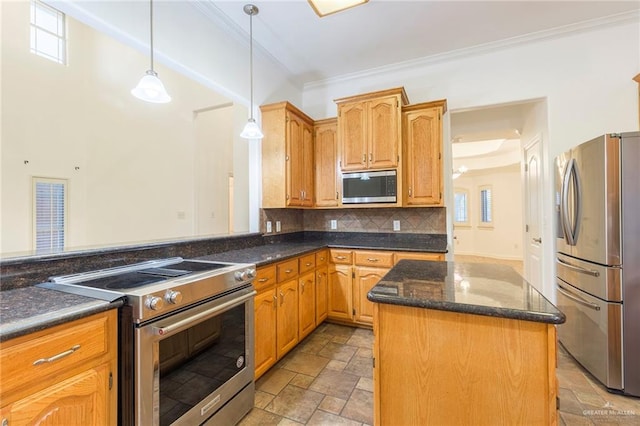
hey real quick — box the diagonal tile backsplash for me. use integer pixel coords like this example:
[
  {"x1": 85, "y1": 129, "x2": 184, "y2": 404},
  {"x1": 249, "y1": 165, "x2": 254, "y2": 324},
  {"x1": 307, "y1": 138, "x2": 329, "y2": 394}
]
[{"x1": 261, "y1": 208, "x2": 446, "y2": 235}]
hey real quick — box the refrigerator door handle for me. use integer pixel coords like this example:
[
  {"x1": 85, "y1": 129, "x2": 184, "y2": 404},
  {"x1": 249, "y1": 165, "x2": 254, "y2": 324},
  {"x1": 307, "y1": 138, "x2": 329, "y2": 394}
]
[
  {"x1": 572, "y1": 158, "x2": 582, "y2": 245},
  {"x1": 557, "y1": 257, "x2": 600, "y2": 277},
  {"x1": 557, "y1": 284, "x2": 601, "y2": 311},
  {"x1": 561, "y1": 159, "x2": 574, "y2": 245}
]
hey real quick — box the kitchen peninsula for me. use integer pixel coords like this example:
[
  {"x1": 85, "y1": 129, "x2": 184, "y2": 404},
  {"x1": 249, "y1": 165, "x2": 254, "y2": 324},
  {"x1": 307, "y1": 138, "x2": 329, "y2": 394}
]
[{"x1": 368, "y1": 260, "x2": 565, "y2": 426}]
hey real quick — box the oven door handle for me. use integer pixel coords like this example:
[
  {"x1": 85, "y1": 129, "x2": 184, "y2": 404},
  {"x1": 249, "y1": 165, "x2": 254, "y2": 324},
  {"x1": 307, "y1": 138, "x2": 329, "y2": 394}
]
[{"x1": 152, "y1": 290, "x2": 256, "y2": 336}]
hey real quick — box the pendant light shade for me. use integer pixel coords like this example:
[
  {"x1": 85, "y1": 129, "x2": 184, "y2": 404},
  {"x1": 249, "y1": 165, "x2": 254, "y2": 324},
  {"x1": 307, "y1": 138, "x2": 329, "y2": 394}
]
[
  {"x1": 241, "y1": 4, "x2": 263, "y2": 139},
  {"x1": 132, "y1": 0, "x2": 171, "y2": 103}
]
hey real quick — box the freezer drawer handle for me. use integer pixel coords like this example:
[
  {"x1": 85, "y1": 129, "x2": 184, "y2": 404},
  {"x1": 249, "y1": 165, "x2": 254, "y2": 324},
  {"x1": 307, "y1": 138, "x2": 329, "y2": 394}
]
[
  {"x1": 557, "y1": 284, "x2": 600, "y2": 311},
  {"x1": 557, "y1": 258, "x2": 600, "y2": 277}
]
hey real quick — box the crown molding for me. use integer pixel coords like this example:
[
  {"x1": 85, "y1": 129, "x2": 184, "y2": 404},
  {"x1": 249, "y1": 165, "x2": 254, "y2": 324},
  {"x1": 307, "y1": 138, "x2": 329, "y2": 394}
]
[{"x1": 304, "y1": 9, "x2": 640, "y2": 91}]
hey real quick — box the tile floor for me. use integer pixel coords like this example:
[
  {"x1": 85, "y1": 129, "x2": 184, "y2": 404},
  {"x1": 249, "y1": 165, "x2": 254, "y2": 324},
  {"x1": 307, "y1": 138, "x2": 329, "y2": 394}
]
[{"x1": 239, "y1": 323, "x2": 640, "y2": 425}]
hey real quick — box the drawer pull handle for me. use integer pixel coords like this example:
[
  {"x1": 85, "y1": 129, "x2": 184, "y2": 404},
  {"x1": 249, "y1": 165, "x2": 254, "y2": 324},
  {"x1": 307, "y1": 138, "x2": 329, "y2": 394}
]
[
  {"x1": 285, "y1": 269, "x2": 293, "y2": 274},
  {"x1": 258, "y1": 278, "x2": 269, "y2": 283},
  {"x1": 336, "y1": 256, "x2": 347, "y2": 260},
  {"x1": 367, "y1": 258, "x2": 380, "y2": 262},
  {"x1": 305, "y1": 262, "x2": 312, "y2": 266},
  {"x1": 320, "y1": 257, "x2": 325, "y2": 261},
  {"x1": 33, "y1": 345, "x2": 81, "y2": 366}
]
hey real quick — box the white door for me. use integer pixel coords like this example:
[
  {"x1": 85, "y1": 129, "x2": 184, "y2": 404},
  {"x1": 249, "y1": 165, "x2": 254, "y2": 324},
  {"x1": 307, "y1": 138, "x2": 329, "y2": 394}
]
[{"x1": 524, "y1": 136, "x2": 543, "y2": 290}]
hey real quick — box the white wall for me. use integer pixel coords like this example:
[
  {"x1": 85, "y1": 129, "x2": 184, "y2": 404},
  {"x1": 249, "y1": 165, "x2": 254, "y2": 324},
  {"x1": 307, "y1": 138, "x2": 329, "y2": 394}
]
[
  {"x1": 453, "y1": 165, "x2": 523, "y2": 260},
  {"x1": 303, "y1": 21, "x2": 639, "y2": 299},
  {"x1": 0, "y1": 2, "x2": 246, "y2": 254}
]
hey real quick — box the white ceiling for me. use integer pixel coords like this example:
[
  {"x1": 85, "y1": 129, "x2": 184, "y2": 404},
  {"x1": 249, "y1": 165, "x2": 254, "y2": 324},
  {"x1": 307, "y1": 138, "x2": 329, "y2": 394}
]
[{"x1": 209, "y1": 0, "x2": 640, "y2": 86}]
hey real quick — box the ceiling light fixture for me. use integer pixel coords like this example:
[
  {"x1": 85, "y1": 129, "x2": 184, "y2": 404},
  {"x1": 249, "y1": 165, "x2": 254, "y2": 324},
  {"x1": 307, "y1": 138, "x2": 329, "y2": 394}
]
[
  {"x1": 452, "y1": 166, "x2": 468, "y2": 180},
  {"x1": 131, "y1": 0, "x2": 171, "y2": 104},
  {"x1": 308, "y1": 0, "x2": 369, "y2": 17},
  {"x1": 240, "y1": 4, "x2": 263, "y2": 139}
]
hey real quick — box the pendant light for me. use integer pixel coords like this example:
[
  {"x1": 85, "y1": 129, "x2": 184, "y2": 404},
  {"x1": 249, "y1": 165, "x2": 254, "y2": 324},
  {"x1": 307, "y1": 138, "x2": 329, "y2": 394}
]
[
  {"x1": 240, "y1": 4, "x2": 263, "y2": 139},
  {"x1": 131, "y1": 0, "x2": 171, "y2": 103}
]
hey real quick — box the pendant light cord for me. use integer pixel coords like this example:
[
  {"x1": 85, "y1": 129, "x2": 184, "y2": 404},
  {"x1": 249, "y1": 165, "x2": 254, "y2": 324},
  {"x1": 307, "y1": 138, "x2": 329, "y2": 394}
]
[
  {"x1": 249, "y1": 10, "x2": 254, "y2": 120},
  {"x1": 149, "y1": 0, "x2": 155, "y2": 72}
]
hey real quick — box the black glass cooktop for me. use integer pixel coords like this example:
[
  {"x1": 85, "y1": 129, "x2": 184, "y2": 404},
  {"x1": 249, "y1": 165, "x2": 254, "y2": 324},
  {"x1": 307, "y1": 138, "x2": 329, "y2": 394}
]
[{"x1": 70, "y1": 261, "x2": 228, "y2": 291}]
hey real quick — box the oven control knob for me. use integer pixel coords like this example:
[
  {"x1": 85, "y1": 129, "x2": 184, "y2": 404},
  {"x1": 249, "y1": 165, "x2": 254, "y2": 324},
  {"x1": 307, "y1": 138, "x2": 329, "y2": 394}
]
[
  {"x1": 246, "y1": 268, "x2": 256, "y2": 279},
  {"x1": 165, "y1": 290, "x2": 183, "y2": 305},
  {"x1": 145, "y1": 295, "x2": 164, "y2": 311},
  {"x1": 235, "y1": 270, "x2": 249, "y2": 281}
]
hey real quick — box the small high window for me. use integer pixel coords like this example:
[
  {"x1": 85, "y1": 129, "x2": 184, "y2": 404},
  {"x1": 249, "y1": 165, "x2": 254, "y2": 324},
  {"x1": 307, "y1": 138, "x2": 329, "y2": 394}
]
[
  {"x1": 33, "y1": 177, "x2": 67, "y2": 253},
  {"x1": 480, "y1": 185, "x2": 493, "y2": 226},
  {"x1": 30, "y1": 0, "x2": 67, "y2": 64},
  {"x1": 454, "y1": 189, "x2": 469, "y2": 225}
]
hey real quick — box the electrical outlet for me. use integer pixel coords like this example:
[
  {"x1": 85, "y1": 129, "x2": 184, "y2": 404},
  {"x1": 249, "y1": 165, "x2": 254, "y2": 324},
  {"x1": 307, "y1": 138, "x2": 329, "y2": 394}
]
[
  {"x1": 393, "y1": 220, "x2": 401, "y2": 231},
  {"x1": 330, "y1": 219, "x2": 337, "y2": 230},
  {"x1": 266, "y1": 221, "x2": 272, "y2": 233},
  {"x1": 276, "y1": 221, "x2": 281, "y2": 232}
]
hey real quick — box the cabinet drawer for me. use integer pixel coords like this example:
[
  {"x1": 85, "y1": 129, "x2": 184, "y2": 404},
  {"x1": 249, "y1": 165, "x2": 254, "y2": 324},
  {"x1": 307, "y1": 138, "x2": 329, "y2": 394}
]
[
  {"x1": 394, "y1": 252, "x2": 444, "y2": 263},
  {"x1": 315, "y1": 250, "x2": 328, "y2": 267},
  {"x1": 0, "y1": 311, "x2": 113, "y2": 399},
  {"x1": 276, "y1": 259, "x2": 299, "y2": 282},
  {"x1": 299, "y1": 254, "x2": 316, "y2": 274},
  {"x1": 254, "y1": 265, "x2": 276, "y2": 292},
  {"x1": 330, "y1": 249, "x2": 353, "y2": 265},
  {"x1": 355, "y1": 250, "x2": 394, "y2": 268}
]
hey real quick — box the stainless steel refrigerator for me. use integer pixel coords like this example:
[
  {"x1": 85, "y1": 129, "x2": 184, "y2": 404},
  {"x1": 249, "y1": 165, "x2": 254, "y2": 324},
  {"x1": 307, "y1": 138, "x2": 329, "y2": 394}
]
[{"x1": 555, "y1": 131, "x2": 639, "y2": 397}]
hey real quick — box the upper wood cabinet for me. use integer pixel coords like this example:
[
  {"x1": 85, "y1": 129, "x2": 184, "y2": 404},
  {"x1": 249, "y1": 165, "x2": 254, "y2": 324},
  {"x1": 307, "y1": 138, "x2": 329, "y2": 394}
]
[
  {"x1": 402, "y1": 100, "x2": 447, "y2": 206},
  {"x1": 314, "y1": 118, "x2": 339, "y2": 207},
  {"x1": 261, "y1": 102, "x2": 314, "y2": 208},
  {"x1": 336, "y1": 87, "x2": 409, "y2": 171}
]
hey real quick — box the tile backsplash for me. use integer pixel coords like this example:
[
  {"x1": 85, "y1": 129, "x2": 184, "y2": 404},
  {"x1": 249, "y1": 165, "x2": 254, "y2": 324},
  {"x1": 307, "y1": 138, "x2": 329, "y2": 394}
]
[{"x1": 261, "y1": 207, "x2": 446, "y2": 235}]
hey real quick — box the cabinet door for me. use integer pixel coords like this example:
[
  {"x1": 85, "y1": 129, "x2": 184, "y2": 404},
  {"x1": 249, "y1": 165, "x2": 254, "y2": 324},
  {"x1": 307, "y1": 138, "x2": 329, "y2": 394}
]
[
  {"x1": 276, "y1": 280, "x2": 299, "y2": 359},
  {"x1": 339, "y1": 101, "x2": 367, "y2": 171},
  {"x1": 286, "y1": 111, "x2": 305, "y2": 206},
  {"x1": 315, "y1": 266, "x2": 329, "y2": 324},
  {"x1": 301, "y1": 121, "x2": 314, "y2": 206},
  {"x1": 298, "y1": 271, "x2": 316, "y2": 340},
  {"x1": 403, "y1": 107, "x2": 442, "y2": 205},
  {"x1": 354, "y1": 266, "x2": 389, "y2": 325},
  {"x1": 314, "y1": 120, "x2": 339, "y2": 207},
  {"x1": 254, "y1": 289, "x2": 277, "y2": 379},
  {"x1": 327, "y1": 264, "x2": 353, "y2": 321},
  {"x1": 2, "y1": 364, "x2": 110, "y2": 426},
  {"x1": 368, "y1": 96, "x2": 400, "y2": 170}
]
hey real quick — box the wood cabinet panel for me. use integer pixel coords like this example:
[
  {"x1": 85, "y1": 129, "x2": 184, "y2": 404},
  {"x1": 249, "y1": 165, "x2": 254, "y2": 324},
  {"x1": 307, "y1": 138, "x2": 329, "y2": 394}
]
[
  {"x1": 354, "y1": 250, "x2": 394, "y2": 268},
  {"x1": 254, "y1": 265, "x2": 276, "y2": 292},
  {"x1": 315, "y1": 250, "x2": 328, "y2": 267},
  {"x1": 276, "y1": 279, "x2": 299, "y2": 359},
  {"x1": 276, "y1": 259, "x2": 299, "y2": 283},
  {"x1": 327, "y1": 264, "x2": 353, "y2": 321},
  {"x1": 315, "y1": 266, "x2": 329, "y2": 324},
  {"x1": 368, "y1": 97, "x2": 400, "y2": 169},
  {"x1": 402, "y1": 100, "x2": 446, "y2": 206},
  {"x1": 298, "y1": 271, "x2": 316, "y2": 340},
  {"x1": 254, "y1": 289, "x2": 277, "y2": 379},
  {"x1": 354, "y1": 266, "x2": 388, "y2": 325},
  {"x1": 330, "y1": 249, "x2": 353, "y2": 265},
  {"x1": 394, "y1": 252, "x2": 445, "y2": 263},
  {"x1": 314, "y1": 118, "x2": 339, "y2": 207},
  {"x1": 299, "y1": 253, "x2": 316, "y2": 274}
]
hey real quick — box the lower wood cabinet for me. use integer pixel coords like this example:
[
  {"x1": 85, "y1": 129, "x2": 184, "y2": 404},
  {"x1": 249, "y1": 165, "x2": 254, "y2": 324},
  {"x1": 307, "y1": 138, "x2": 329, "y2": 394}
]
[
  {"x1": 298, "y1": 271, "x2": 316, "y2": 340},
  {"x1": 328, "y1": 249, "x2": 445, "y2": 326},
  {"x1": 276, "y1": 279, "x2": 299, "y2": 359},
  {"x1": 254, "y1": 288, "x2": 278, "y2": 379},
  {"x1": 0, "y1": 310, "x2": 117, "y2": 426},
  {"x1": 315, "y1": 266, "x2": 329, "y2": 324}
]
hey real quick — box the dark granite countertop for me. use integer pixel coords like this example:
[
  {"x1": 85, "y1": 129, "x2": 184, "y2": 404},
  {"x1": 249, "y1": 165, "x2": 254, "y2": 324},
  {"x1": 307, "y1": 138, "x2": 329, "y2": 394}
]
[
  {"x1": 368, "y1": 260, "x2": 565, "y2": 324},
  {"x1": 0, "y1": 287, "x2": 123, "y2": 342},
  {"x1": 199, "y1": 233, "x2": 447, "y2": 266}
]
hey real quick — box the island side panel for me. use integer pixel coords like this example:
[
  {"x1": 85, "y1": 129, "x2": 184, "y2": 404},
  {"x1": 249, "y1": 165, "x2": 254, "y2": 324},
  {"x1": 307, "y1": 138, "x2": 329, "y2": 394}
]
[{"x1": 373, "y1": 303, "x2": 557, "y2": 426}]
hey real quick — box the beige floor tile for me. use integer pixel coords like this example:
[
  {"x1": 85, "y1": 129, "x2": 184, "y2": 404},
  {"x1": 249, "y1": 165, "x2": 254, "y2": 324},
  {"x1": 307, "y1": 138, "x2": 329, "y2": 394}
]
[
  {"x1": 341, "y1": 388, "x2": 373, "y2": 424},
  {"x1": 290, "y1": 373, "x2": 316, "y2": 389},
  {"x1": 257, "y1": 368, "x2": 297, "y2": 395},
  {"x1": 325, "y1": 359, "x2": 348, "y2": 371},
  {"x1": 318, "y1": 341, "x2": 357, "y2": 362},
  {"x1": 237, "y1": 408, "x2": 284, "y2": 426},
  {"x1": 305, "y1": 410, "x2": 362, "y2": 426},
  {"x1": 254, "y1": 390, "x2": 276, "y2": 409},
  {"x1": 343, "y1": 355, "x2": 373, "y2": 378},
  {"x1": 318, "y1": 395, "x2": 347, "y2": 415},
  {"x1": 265, "y1": 385, "x2": 325, "y2": 423},
  {"x1": 345, "y1": 333, "x2": 373, "y2": 348},
  {"x1": 282, "y1": 351, "x2": 330, "y2": 377},
  {"x1": 308, "y1": 369, "x2": 360, "y2": 399},
  {"x1": 355, "y1": 377, "x2": 373, "y2": 392}
]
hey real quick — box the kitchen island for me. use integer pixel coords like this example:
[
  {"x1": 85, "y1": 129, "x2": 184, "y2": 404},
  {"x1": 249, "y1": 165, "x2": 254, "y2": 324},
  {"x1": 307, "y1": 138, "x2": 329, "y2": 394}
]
[{"x1": 368, "y1": 260, "x2": 565, "y2": 426}]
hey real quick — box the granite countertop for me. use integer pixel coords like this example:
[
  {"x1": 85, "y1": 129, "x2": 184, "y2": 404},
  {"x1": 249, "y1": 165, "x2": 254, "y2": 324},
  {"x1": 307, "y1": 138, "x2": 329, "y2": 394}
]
[
  {"x1": 199, "y1": 233, "x2": 447, "y2": 266},
  {"x1": 0, "y1": 287, "x2": 123, "y2": 342},
  {"x1": 368, "y1": 260, "x2": 565, "y2": 324}
]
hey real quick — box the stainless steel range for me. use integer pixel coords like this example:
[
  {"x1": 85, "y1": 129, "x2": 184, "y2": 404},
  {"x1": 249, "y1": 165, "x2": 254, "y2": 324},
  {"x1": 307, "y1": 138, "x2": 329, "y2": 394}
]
[{"x1": 38, "y1": 257, "x2": 257, "y2": 426}]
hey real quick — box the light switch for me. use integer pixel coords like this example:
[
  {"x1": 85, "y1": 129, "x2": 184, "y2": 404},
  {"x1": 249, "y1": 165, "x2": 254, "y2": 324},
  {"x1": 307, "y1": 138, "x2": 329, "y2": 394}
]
[
  {"x1": 393, "y1": 220, "x2": 400, "y2": 231},
  {"x1": 276, "y1": 221, "x2": 281, "y2": 232},
  {"x1": 330, "y1": 219, "x2": 337, "y2": 230},
  {"x1": 266, "y1": 221, "x2": 272, "y2": 233}
]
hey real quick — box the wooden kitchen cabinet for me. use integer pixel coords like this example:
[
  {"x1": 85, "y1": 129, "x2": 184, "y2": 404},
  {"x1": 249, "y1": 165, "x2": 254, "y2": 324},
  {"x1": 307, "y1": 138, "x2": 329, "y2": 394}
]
[
  {"x1": 336, "y1": 87, "x2": 409, "y2": 171},
  {"x1": 314, "y1": 117, "x2": 340, "y2": 207},
  {"x1": 327, "y1": 263, "x2": 353, "y2": 322},
  {"x1": 254, "y1": 287, "x2": 277, "y2": 379},
  {"x1": 298, "y1": 270, "x2": 316, "y2": 340},
  {"x1": 276, "y1": 278, "x2": 299, "y2": 359},
  {"x1": 354, "y1": 266, "x2": 389, "y2": 325},
  {"x1": 402, "y1": 100, "x2": 447, "y2": 206},
  {"x1": 261, "y1": 101, "x2": 314, "y2": 208},
  {"x1": 394, "y1": 251, "x2": 445, "y2": 262},
  {"x1": 315, "y1": 250, "x2": 329, "y2": 324},
  {"x1": 0, "y1": 310, "x2": 117, "y2": 426}
]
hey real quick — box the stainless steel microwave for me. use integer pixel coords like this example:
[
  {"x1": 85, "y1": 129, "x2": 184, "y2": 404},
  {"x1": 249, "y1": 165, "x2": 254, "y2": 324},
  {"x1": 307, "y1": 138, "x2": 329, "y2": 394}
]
[{"x1": 342, "y1": 170, "x2": 397, "y2": 204}]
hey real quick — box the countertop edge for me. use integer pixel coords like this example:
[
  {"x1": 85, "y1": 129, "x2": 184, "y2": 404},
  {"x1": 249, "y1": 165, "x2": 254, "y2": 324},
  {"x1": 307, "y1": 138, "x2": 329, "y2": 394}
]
[{"x1": 367, "y1": 292, "x2": 566, "y2": 325}]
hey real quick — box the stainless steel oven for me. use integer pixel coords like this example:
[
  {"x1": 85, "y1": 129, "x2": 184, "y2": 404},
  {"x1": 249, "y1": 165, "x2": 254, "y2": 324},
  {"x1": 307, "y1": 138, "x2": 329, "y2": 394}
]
[
  {"x1": 38, "y1": 257, "x2": 257, "y2": 425},
  {"x1": 136, "y1": 285, "x2": 255, "y2": 425}
]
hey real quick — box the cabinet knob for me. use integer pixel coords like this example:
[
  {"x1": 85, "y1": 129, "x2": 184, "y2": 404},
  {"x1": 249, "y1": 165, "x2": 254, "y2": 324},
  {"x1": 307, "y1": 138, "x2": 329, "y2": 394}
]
[
  {"x1": 305, "y1": 262, "x2": 312, "y2": 267},
  {"x1": 285, "y1": 269, "x2": 293, "y2": 274}
]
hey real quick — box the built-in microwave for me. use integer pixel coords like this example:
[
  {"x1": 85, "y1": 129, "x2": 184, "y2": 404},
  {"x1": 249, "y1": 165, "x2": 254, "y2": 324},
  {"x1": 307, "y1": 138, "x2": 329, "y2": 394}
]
[{"x1": 342, "y1": 170, "x2": 397, "y2": 204}]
